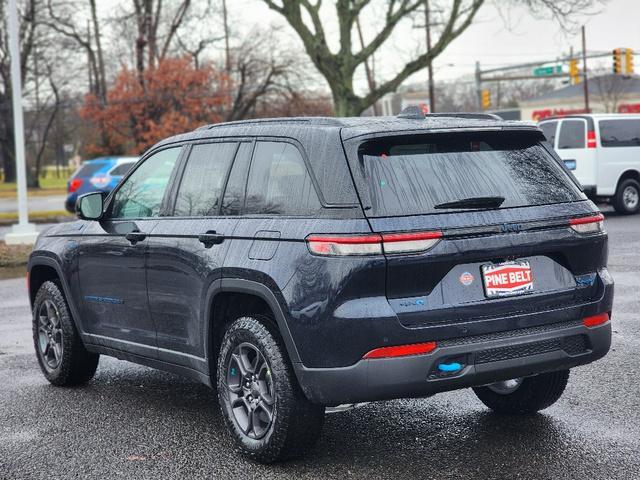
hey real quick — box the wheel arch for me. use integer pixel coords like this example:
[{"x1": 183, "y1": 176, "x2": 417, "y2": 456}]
[
  {"x1": 28, "y1": 256, "x2": 81, "y2": 329},
  {"x1": 204, "y1": 278, "x2": 302, "y2": 381},
  {"x1": 615, "y1": 169, "x2": 640, "y2": 191}
]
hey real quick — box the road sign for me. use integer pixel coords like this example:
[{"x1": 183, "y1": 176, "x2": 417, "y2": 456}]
[{"x1": 533, "y1": 65, "x2": 562, "y2": 77}]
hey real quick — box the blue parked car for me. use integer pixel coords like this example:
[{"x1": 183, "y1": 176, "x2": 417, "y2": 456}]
[{"x1": 65, "y1": 157, "x2": 138, "y2": 213}]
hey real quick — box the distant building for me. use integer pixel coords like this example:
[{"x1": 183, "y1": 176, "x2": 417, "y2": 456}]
[{"x1": 519, "y1": 74, "x2": 640, "y2": 121}]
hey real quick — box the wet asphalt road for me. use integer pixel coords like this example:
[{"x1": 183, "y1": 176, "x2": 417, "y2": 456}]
[{"x1": 1, "y1": 211, "x2": 639, "y2": 479}]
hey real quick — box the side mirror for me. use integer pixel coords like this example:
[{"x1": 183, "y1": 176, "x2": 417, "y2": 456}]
[{"x1": 76, "y1": 192, "x2": 104, "y2": 220}]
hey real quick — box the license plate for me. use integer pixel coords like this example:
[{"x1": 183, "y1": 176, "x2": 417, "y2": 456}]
[{"x1": 481, "y1": 261, "x2": 534, "y2": 298}]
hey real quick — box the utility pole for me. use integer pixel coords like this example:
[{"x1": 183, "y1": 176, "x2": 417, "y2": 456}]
[
  {"x1": 581, "y1": 25, "x2": 590, "y2": 113},
  {"x1": 475, "y1": 61, "x2": 482, "y2": 110},
  {"x1": 424, "y1": 0, "x2": 435, "y2": 112},
  {"x1": 356, "y1": 16, "x2": 378, "y2": 116},
  {"x1": 222, "y1": 0, "x2": 231, "y2": 73},
  {"x1": 5, "y1": 0, "x2": 37, "y2": 244}
]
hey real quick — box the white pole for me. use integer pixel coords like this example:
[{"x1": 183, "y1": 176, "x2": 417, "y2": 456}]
[{"x1": 5, "y1": 0, "x2": 37, "y2": 245}]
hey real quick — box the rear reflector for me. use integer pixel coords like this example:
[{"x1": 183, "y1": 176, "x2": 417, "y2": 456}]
[
  {"x1": 583, "y1": 312, "x2": 610, "y2": 328},
  {"x1": 363, "y1": 341, "x2": 437, "y2": 359},
  {"x1": 569, "y1": 214, "x2": 604, "y2": 234},
  {"x1": 587, "y1": 130, "x2": 597, "y2": 149},
  {"x1": 306, "y1": 230, "x2": 442, "y2": 256}
]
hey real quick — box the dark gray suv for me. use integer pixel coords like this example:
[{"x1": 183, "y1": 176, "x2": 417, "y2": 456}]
[{"x1": 28, "y1": 111, "x2": 613, "y2": 462}]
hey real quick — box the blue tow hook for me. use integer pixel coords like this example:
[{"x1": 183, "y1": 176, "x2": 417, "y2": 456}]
[{"x1": 438, "y1": 362, "x2": 462, "y2": 372}]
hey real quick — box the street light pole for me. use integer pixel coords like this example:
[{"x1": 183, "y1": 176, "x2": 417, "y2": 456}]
[
  {"x1": 5, "y1": 0, "x2": 37, "y2": 245},
  {"x1": 424, "y1": 0, "x2": 435, "y2": 113},
  {"x1": 581, "y1": 25, "x2": 590, "y2": 113}
]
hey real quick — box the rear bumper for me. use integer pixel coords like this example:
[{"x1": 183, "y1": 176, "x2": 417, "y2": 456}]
[{"x1": 295, "y1": 321, "x2": 611, "y2": 406}]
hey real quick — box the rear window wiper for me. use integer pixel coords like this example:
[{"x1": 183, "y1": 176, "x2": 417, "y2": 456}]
[{"x1": 434, "y1": 196, "x2": 505, "y2": 210}]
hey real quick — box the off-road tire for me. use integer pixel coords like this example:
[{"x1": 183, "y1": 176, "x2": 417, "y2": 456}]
[
  {"x1": 32, "y1": 280, "x2": 99, "y2": 386},
  {"x1": 613, "y1": 178, "x2": 640, "y2": 215},
  {"x1": 217, "y1": 315, "x2": 325, "y2": 463},
  {"x1": 473, "y1": 370, "x2": 570, "y2": 415}
]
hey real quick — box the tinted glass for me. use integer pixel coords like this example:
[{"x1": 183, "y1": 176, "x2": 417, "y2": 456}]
[
  {"x1": 174, "y1": 142, "x2": 237, "y2": 217},
  {"x1": 599, "y1": 119, "x2": 640, "y2": 147},
  {"x1": 73, "y1": 161, "x2": 106, "y2": 178},
  {"x1": 111, "y1": 148, "x2": 180, "y2": 218},
  {"x1": 245, "y1": 142, "x2": 321, "y2": 215},
  {"x1": 539, "y1": 121, "x2": 558, "y2": 145},
  {"x1": 558, "y1": 120, "x2": 585, "y2": 149},
  {"x1": 110, "y1": 162, "x2": 135, "y2": 176},
  {"x1": 361, "y1": 132, "x2": 583, "y2": 217},
  {"x1": 221, "y1": 143, "x2": 252, "y2": 216}
]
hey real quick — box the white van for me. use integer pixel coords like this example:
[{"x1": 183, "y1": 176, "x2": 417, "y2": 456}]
[{"x1": 539, "y1": 114, "x2": 640, "y2": 214}]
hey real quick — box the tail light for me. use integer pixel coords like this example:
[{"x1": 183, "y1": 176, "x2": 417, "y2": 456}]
[
  {"x1": 587, "y1": 130, "x2": 597, "y2": 149},
  {"x1": 306, "y1": 230, "x2": 443, "y2": 256},
  {"x1": 363, "y1": 341, "x2": 437, "y2": 359},
  {"x1": 583, "y1": 312, "x2": 610, "y2": 328},
  {"x1": 68, "y1": 178, "x2": 84, "y2": 193},
  {"x1": 569, "y1": 214, "x2": 604, "y2": 234}
]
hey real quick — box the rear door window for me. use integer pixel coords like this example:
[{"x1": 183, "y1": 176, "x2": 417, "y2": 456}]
[
  {"x1": 360, "y1": 132, "x2": 583, "y2": 217},
  {"x1": 558, "y1": 120, "x2": 585, "y2": 149},
  {"x1": 173, "y1": 142, "x2": 237, "y2": 217},
  {"x1": 244, "y1": 141, "x2": 321, "y2": 215},
  {"x1": 539, "y1": 121, "x2": 558, "y2": 146},
  {"x1": 599, "y1": 119, "x2": 640, "y2": 147}
]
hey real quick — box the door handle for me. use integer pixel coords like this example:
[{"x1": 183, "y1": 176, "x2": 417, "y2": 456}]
[
  {"x1": 198, "y1": 230, "x2": 224, "y2": 248},
  {"x1": 125, "y1": 230, "x2": 147, "y2": 244}
]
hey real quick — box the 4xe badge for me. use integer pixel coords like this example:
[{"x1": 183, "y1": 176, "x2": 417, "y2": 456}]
[
  {"x1": 481, "y1": 261, "x2": 534, "y2": 298},
  {"x1": 459, "y1": 271, "x2": 474, "y2": 286}
]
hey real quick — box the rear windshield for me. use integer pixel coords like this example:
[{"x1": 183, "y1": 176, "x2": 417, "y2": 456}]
[
  {"x1": 72, "y1": 161, "x2": 107, "y2": 178},
  {"x1": 360, "y1": 132, "x2": 583, "y2": 217}
]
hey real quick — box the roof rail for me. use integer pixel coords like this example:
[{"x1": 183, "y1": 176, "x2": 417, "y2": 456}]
[
  {"x1": 396, "y1": 106, "x2": 501, "y2": 121},
  {"x1": 196, "y1": 117, "x2": 344, "y2": 131},
  {"x1": 427, "y1": 112, "x2": 502, "y2": 121}
]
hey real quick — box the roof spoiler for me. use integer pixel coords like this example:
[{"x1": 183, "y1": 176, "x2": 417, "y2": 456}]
[{"x1": 397, "y1": 106, "x2": 501, "y2": 121}]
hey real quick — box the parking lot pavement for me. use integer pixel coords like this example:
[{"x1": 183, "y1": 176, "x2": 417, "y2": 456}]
[{"x1": 1, "y1": 212, "x2": 639, "y2": 480}]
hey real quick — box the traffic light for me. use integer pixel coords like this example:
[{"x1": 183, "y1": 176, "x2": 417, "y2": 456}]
[
  {"x1": 625, "y1": 48, "x2": 634, "y2": 74},
  {"x1": 613, "y1": 48, "x2": 623, "y2": 74},
  {"x1": 481, "y1": 89, "x2": 491, "y2": 109},
  {"x1": 569, "y1": 59, "x2": 581, "y2": 84}
]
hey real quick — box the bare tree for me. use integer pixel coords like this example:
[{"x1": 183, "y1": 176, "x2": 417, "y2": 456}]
[
  {"x1": 263, "y1": 0, "x2": 602, "y2": 116},
  {"x1": 224, "y1": 29, "x2": 302, "y2": 121},
  {"x1": 131, "y1": 0, "x2": 191, "y2": 85},
  {"x1": 593, "y1": 74, "x2": 634, "y2": 113},
  {"x1": 44, "y1": 0, "x2": 107, "y2": 102}
]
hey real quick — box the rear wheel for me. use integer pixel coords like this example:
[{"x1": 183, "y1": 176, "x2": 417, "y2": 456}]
[
  {"x1": 472, "y1": 370, "x2": 569, "y2": 414},
  {"x1": 613, "y1": 178, "x2": 640, "y2": 215},
  {"x1": 32, "y1": 281, "x2": 100, "y2": 386},
  {"x1": 217, "y1": 315, "x2": 325, "y2": 463}
]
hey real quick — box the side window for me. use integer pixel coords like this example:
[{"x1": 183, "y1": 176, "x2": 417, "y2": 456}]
[
  {"x1": 558, "y1": 120, "x2": 585, "y2": 149},
  {"x1": 221, "y1": 143, "x2": 252, "y2": 216},
  {"x1": 600, "y1": 119, "x2": 640, "y2": 147},
  {"x1": 173, "y1": 142, "x2": 237, "y2": 217},
  {"x1": 245, "y1": 142, "x2": 321, "y2": 215},
  {"x1": 110, "y1": 147, "x2": 181, "y2": 219},
  {"x1": 539, "y1": 121, "x2": 558, "y2": 146}
]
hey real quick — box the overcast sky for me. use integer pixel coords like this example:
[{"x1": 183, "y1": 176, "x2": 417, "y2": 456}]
[{"x1": 224, "y1": 0, "x2": 640, "y2": 92}]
